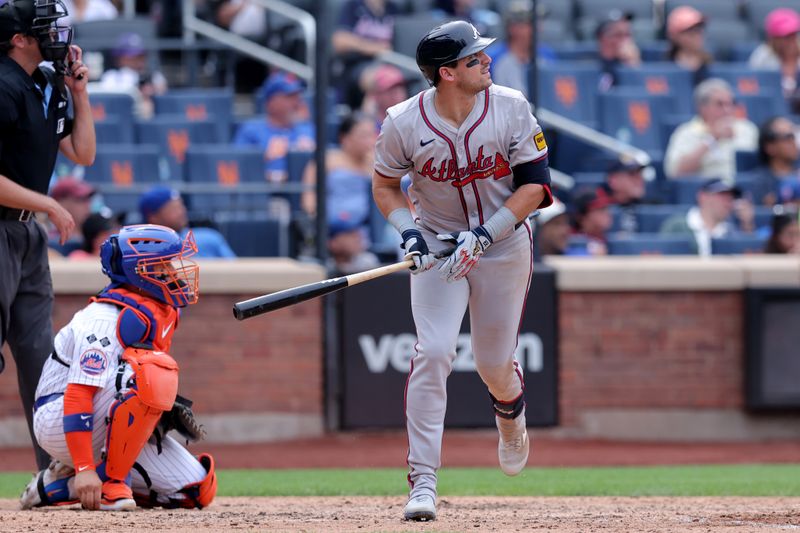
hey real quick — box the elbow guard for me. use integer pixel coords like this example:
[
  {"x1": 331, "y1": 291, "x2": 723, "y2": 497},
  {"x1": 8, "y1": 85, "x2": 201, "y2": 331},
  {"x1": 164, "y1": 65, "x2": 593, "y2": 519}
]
[{"x1": 512, "y1": 156, "x2": 551, "y2": 190}]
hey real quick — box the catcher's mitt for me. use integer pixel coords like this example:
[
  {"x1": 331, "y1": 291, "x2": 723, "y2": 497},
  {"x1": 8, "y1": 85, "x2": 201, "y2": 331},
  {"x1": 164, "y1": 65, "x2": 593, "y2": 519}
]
[{"x1": 150, "y1": 394, "x2": 206, "y2": 453}]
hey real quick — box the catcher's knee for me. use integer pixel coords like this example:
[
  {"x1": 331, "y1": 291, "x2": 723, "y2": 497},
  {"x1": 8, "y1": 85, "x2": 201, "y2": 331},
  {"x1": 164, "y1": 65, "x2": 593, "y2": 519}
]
[{"x1": 174, "y1": 453, "x2": 217, "y2": 509}]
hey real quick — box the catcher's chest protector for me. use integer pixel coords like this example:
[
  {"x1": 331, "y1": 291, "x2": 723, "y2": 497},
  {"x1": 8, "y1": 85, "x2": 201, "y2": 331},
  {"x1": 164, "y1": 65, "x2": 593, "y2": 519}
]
[{"x1": 92, "y1": 286, "x2": 179, "y2": 351}]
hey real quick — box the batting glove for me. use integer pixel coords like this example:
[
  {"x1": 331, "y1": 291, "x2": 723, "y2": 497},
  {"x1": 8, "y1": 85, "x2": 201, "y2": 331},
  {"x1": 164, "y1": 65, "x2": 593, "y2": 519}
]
[
  {"x1": 401, "y1": 229, "x2": 436, "y2": 274},
  {"x1": 436, "y1": 226, "x2": 493, "y2": 282}
]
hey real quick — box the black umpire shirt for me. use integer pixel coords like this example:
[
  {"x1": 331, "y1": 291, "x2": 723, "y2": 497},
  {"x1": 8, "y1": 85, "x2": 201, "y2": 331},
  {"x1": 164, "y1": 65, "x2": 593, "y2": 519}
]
[{"x1": 0, "y1": 55, "x2": 73, "y2": 196}]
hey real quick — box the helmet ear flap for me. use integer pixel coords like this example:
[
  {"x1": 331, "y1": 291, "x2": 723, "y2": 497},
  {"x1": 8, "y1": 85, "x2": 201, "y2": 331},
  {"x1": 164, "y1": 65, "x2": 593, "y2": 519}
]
[{"x1": 109, "y1": 235, "x2": 122, "y2": 276}]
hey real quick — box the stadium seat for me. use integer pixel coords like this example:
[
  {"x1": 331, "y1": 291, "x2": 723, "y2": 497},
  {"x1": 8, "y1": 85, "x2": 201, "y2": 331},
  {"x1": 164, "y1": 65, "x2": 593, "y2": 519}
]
[
  {"x1": 708, "y1": 65, "x2": 782, "y2": 97},
  {"x1": 537, "y1": 62, "x2": 600, "y2": 124},
  {"x1": 153, "y1": 89, "x2": 234, "y2": 144},
  {"x1": 670, "y1": 178, "x2": 704, "y2": 204},
  {"x1": 571, "y1": 172, "x2": 606, "y2": 189},
  {"x1": 392, "y1": 13, "x2": 447, "y2": 57},
  {"x1": 729, "y1": 41, "x2": 760, "y2": 63},
  {"x1": 661, "y1": 114, "x2": 693, "y2": 148},
  {"x1": 88, "y1": 92, "x2": 135, "y2": 143},
  {"x1": 735, "y1": 151, "x2": 760, "y2": 173},
  {"x1": 705, "y1": 22, "x2": 755, "y2": 61},
  {"x1": 83, "y1": 144, "x2": 162, "y2": 214},
  {"x1": 184, "y1": 146, "x2": 269, "y2": 215},
  {"x1": 550, "y1": 42, "x2": 598, "y2": 62},
  {"x1": 135, "y1": 116, "x2": 219, "y2": 181},
  {"x1": 640, "y1": 41, "x2": 670, "y2": 62},
  {"x1": 73, "y1": 16, "x2": 156, "y2": 48},
  {"x1": 598, "y1": 89, "x2": 674, "y2": 152},
  {"x1": 711, "y1": 234, "x2": 767, "y2": 255},
  {"x1": 616, "y1": 63, "x2": 694, "y2": 115},
  {"x1": 94, "y1": 117, "x2": 129, "y2": 145},
  {"x1": 735, "y1": 93, "x2": 789, "y2": 127},
  {"x1": 607, "y1": 233, "x2": 695, "y2": 255},
  {"x1": 635, "y1": 204, "x2": 691, "y2": 233},
  {"x1": 664, "y1": 0, "x2": 742, "y2": 21},
  {"x1": 215, "y1": 215, "x2": 289, "y2": 257}
]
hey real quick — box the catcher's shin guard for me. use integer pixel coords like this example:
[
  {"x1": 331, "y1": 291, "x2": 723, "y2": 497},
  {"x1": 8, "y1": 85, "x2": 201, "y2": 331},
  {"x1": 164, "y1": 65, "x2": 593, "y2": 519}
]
[{"x1": 104, "y1": 346, "x2": 179, "y2": 481}]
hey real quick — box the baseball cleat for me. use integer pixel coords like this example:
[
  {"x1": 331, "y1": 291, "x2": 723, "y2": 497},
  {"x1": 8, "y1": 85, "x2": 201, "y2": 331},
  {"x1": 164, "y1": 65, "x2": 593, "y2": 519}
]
[
  {"x1": 99, "y1": 480, "x2": 136, "y2": 511},
  {"x1": 20, "y1": 460, "x2": 79, "y2": 509},
  {"x1": 497, "y1": 417, "x2": 530, "y2": 476},
  {"x1": 403, "y1": 494, "x2": 436, "y2": 521}
]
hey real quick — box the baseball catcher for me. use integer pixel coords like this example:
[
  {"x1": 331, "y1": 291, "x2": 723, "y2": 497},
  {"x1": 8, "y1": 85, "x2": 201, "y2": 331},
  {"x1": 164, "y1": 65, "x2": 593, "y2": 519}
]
[{"x1": 20, "y1": 224, "x2": 216, "y2": 511}]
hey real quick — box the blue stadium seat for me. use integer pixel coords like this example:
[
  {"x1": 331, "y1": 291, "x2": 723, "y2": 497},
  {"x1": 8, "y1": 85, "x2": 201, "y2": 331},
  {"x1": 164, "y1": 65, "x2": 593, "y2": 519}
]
[
  {"x1": 735, "y1": 151, "x2": 760, "y2": 172},
  {"x1": 153, "y1": 89, "x2": 234, "y2": 144},
  {"x1": 184, "y1": 146, "x2": 268, "y2": 215},
  {"x1": 285, "y1": 150, "x2": 314, "y2": 213},
  {"x1": 616, "y1": 64, "x2": 694, "y2": 115},
  {"x1": 135, "y1": 116, "x2": 219, "y2": 181},
  {"x1": 711, "y1": 234, "x2": 767, "y2": 255},
  {"x1": 89, "y1": 92, "x2": 135, "y2": 143},
  {"x1": 550, "y1": 42, "x2": 598, "y2": 62},
  {"x1": 661, "y1": 114, "x2": 693, "y2": 146},
  {"x1": 640, "y1": 41, "x2": 670, "y2": 62},
  {"x1": 670, "y1": 178, "x2": 704, "y2": 204},
  {"x1": 729, "y1": 42, "x2": 760, "y2": 63},
  {"x1": 538, "y1": 62, "x2": 600, "y2": 124},
  {"x1": 735, "y1": 93, "x2": 789, "y2": 128},
  {"x1": 634, "y1": 204, "x2": 691, "y2": 232},
  {"x1": 94, "y1": 117, "x2": 129, "y2": 145},
  {"x1": 607, "y1": 233, "x2": 696, "y2": 255},
  {"x1": 599, "y1": 89, "x2": 674, "y2": 152},
  {"x1": 83, "y1": 144, "x2": 161, "y2": 214},
  {"x1": 752, "y1": 206, "x2": 774, "y2": 231},
  {"x1": 571, "y1": 172, "x2": 605, "y2": 189},
  {"x1": 215, "y1": 215, "x2": 289, "y2": 257},
  {"x1": 708, "y1": 65, "x2": 782, "y2": 97}
]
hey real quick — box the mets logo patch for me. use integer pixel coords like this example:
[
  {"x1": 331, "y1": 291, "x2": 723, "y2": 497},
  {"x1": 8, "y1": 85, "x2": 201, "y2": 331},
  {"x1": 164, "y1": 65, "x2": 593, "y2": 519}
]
[
  {"x1": 79, "y1": 349, "x2": 107, "y2": 376},
  {"x1": 534, "y1": 132, "x2": 547, "y2": 151}
]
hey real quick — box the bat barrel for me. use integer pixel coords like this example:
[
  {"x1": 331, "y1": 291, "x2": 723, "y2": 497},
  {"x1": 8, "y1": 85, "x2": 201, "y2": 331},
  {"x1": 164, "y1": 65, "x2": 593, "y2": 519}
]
[{"x1": 232, "y1": 276, "x2": 348, "y2": 320}]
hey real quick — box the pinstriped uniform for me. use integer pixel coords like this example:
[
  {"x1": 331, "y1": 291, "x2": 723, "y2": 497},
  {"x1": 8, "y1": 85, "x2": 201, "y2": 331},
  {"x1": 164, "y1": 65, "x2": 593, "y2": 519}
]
[
  {"x1": 33, "y1": 301, "x2": 205, "y2": 502},
  {"x1": 374, "y1": 85, "x2": 544, "y2": 499}
]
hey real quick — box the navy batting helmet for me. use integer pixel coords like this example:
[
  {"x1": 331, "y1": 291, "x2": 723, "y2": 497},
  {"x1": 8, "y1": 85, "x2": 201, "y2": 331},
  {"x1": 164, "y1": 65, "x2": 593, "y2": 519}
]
[{"x1": 416, "y1": 20, "x2": 495, "y2": 86}]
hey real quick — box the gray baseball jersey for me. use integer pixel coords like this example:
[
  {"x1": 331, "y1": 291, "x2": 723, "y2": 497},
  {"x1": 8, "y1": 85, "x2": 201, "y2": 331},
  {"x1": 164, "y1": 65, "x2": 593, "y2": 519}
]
[
  {"x1": 374, "y1": 84, "x2": 549, "y2": 237},
  {"x1": 373, "y1": 84, "x2": 549, "y2": 499},
  {"x1": 33, "y1": 302, "x2": 205, "y2": 504}
]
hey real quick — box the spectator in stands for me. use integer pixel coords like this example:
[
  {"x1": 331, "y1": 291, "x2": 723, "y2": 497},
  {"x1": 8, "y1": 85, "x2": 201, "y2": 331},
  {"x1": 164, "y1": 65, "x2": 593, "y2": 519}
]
[
  {"x1": 432, "y1": 0, "x2": 501, "y2": 38},
  {"x1": 595, "y1": 10, "x2": 641, "y2": 92},
  {"x1": 210, "y1": 0, "x2": 270, "y2": 91},
  {"x1": 94, "y1": 32, "x2": 168, "y2": 118},
  {"x1": 569, "y1": 188, "x2": 613, "y2": 256},
  {"x1": 666, "y1": 5, "x2": 712, "y2": 86},
  {"x1": 234, "y1": 72, "x2": 315, "y2": 184},
  {"x1": 301, "y1": 112, "x2": 380, "y2": 272},
  {"x1": 139, "y1": 186, "x2": 236, "y2": 258},
  {"x1": 659, "y1": 178, "x2": 754, "y2": 256},
  {"x1": 62, "y1": 0, "x2": 118, "y2": 25},
  {"x1": 755, "y1": 116, "x2": 800, "y2": 206},
  {"x1": 764, "y1": 206, "x2": 800, "y2": 253},
  {"x1": 47, "y1": 178, "x2": 96, "y2": 256},
  {"x1": 533, "y1": 198, "x2": 569, "y2": 261},
  {"x1": 749, "y1": 8, "x2": 800, "y2": 113},
  {"x1": 332, "y1": 0, "x2": 400, "y2": 109},
  {"x1": 360, "y1": 63, "x2": 408, "y2": 126},
  {"x1": 664, "y1": 78, "x2": 758, "y2": 182},
  {"x1": 490, "y1": 0, "x2": 536, "y2": 99},
  {"x1": 599, "y1": 158, "x2": 647, "y2": 233},
  {"x1": 67, "y1": 211, "x2": 119, "y2": 260}
]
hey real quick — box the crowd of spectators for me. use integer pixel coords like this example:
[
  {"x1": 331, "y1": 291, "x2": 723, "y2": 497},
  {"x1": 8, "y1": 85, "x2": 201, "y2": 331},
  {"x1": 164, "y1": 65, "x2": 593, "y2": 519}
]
[{"x1": 42, "y1": 0, "x2": 800, "y2": 265}]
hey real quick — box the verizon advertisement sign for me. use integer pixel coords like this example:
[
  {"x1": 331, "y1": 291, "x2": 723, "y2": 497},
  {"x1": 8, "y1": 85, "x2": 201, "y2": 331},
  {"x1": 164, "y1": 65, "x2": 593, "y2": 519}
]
[{"x1": 337, "y1": 266, "x2": 558, "y2": 428}]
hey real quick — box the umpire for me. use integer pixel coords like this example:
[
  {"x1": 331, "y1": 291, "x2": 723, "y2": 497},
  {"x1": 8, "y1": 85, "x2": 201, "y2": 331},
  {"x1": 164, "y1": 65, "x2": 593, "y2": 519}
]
[{"x1": 0, "y1": 0, "x2": 95, "y2": 469}]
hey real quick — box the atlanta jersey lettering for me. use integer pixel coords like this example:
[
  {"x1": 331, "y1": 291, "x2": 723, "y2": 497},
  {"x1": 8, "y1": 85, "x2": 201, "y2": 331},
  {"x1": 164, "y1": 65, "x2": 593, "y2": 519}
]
[{"x1": 374, "y1": 84, "x2": 548, "y2": 236}]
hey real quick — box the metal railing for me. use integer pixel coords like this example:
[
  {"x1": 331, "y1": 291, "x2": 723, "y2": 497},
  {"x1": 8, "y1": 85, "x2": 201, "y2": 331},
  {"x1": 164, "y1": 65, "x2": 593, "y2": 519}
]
[
  {"x1": 181, "y1": 0, "x2": 316, "y2": 81},
  {"x1": 535, "y1": 107, "x2": 655, "y2": 182}
]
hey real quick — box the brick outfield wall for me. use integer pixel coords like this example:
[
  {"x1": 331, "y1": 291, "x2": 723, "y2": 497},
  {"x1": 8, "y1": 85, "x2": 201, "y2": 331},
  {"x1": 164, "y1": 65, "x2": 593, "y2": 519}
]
[
  {"x1": 0, "y1": 295, "x2": 323, "y2": 420},
  {"x1": 2, "y1": 289, "x2": 747, "y2": 435}
]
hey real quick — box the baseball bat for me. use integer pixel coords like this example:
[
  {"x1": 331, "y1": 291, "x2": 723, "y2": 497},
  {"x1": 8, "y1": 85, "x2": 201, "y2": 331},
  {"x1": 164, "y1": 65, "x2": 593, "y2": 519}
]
[{"x1": 232, "y1": 249, "x2": 454, "y2": 321}]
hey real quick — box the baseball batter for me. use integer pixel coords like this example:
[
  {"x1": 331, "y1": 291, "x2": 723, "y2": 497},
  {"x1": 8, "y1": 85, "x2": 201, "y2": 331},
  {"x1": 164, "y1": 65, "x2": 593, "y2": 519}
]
[
  {"x1": 372, "y1": 21, "x2": 552, "y2": 521},
  {"x1": 19, "y1": 225, "x2": 216, "y2": 511}
]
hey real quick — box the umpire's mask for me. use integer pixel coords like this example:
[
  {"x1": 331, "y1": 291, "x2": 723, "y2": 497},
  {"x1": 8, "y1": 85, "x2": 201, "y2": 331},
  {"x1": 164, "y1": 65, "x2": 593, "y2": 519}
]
[{"x1": 0, "y1": 0, "x2": 71, "y2": 61}]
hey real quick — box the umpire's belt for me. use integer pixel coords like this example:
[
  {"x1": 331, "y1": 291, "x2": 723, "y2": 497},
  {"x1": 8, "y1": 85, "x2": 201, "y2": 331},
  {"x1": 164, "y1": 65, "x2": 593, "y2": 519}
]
[
  {"x1": 33, "y1": 393, "x2": 64, "y2": 413},
  {"x1": 0, "y1": 206, "x2": 33, "y2": 222}
]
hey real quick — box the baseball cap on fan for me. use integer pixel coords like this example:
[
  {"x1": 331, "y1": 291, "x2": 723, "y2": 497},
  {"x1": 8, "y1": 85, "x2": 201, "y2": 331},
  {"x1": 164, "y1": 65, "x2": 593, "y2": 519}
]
[
  {"x1": 595, "y1": 9, "x2": 634, "y2": 39},
  {"x1": 765, "y1": 8, "x2": 800, "y2": 38},
  {"x1": 699, "y1": 177, "x2": 741, "y2": 197},
  {"x1": 50, "y1": 177, "x2": 96, "y2": 201},
  {"x1": 257, "y1": 72, "x2": 303, "y2": 103},
  {"x1": 139, "y1": 186, "x2": 180, "y2": 219},
  {"x1": 667, "y1": 6, "x2": 706, "y2": 39},
  {"x1": 113, "y1": 32, "x2": 146, "y2": 57}
]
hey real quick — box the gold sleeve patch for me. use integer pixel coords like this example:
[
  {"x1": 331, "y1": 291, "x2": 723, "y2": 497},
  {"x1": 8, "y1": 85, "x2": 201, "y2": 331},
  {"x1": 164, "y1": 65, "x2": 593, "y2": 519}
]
[{"x1": 534, "y1": 132, "x2": 547, "y2": 151}]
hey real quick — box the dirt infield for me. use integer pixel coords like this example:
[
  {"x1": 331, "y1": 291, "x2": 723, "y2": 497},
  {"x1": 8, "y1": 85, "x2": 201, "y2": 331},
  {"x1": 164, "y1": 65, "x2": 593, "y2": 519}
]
[{"x1": 1, "y1": 496, "x2": 799, "y2": 532}]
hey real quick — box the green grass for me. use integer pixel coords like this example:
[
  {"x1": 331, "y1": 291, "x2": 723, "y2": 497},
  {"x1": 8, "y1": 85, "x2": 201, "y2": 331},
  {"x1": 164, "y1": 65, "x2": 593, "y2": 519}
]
[{"x1": 1, "y1": 465, "x2": 799, "y2": 499}]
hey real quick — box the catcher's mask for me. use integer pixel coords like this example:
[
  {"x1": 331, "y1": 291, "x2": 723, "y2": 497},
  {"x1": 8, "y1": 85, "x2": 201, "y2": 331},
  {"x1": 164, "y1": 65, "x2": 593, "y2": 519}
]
[
  {"x1": 0, "y1": 0, "x2": 71, "y2": 62},
  {"x1": 101, "y1": 224, "x2": 200, "y2": 308}
]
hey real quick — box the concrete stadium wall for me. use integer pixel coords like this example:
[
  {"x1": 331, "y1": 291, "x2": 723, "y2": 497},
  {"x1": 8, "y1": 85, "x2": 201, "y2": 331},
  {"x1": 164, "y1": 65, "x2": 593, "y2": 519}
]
[{"x1": 2, "y1": 256, "x2": 800, "y2": 446}]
